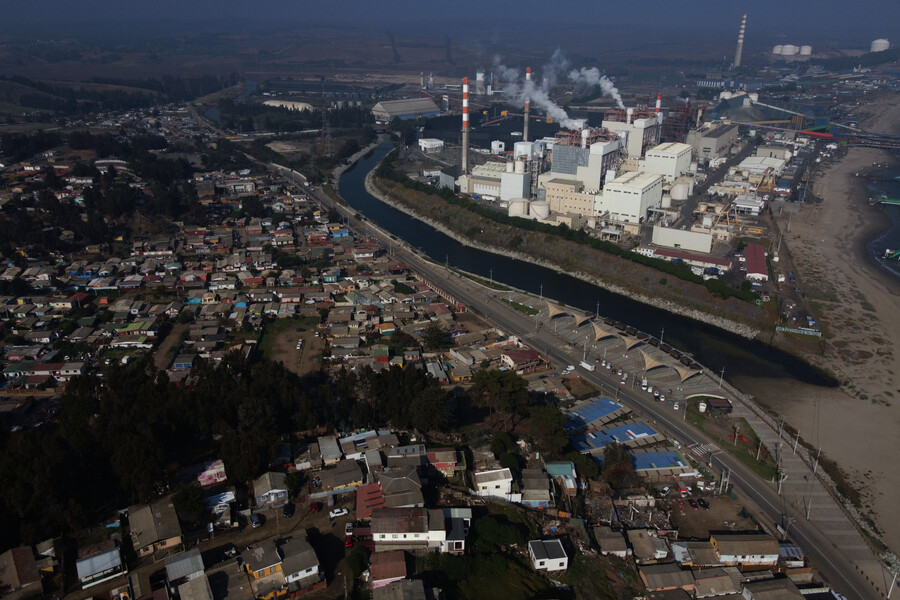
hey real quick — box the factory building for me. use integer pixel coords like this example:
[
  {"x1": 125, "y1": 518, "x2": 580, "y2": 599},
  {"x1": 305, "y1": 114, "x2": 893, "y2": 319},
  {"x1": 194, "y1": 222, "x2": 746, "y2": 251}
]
[
  {"x1": 686, "y1": 123, "x2": 739, "y2": 160},
  {"x1": 543, "y1": 179, "x2": 597, "y2": 216},
  {"x1": 602, "y1": 108, "x2": 662, "y2": 158},
  {"x1": 543, "y1": 129, "x2": 622, "y2": 192},
  {"x1": 371, "y1": 98, "x2": 440, "y2": 124},
  {"x1": 599, "y1": 172, "x2": 664, "y2": 224},
  {"x1": 457, "y1": 160, "x2": 530, "y2": 202},
  {"x1": 640, "y1": 143, "x2": 693, "y2": 183}
]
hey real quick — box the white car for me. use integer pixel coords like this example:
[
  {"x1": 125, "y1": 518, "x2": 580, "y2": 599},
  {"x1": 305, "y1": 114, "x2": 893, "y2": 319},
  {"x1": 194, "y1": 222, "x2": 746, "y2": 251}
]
[
  {"x1": 345, "y1": 522, "x2": 354, "y2": 535},
  {"x1": 673, "y1": 402, "x2": 680, "y2": 411},
  {"x1": 329, "y1": 508, "x2": 349, "y2": 519}
]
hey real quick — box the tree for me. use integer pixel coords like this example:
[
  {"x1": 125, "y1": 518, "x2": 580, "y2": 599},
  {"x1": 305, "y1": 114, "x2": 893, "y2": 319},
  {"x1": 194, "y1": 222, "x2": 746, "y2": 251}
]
[
  {"x1": 173, "y1": 484, "x2": 209, "y2": 525},
  {"x1": 285, "y1": 472, "x2": 307, "y2": 497},
  {"x1": 602, "y1": 443, "x2": 637, "y2": 489},
  {"x1": 422, "y1": 321, "x2": 452, "y2": 351},
  {"x1": 345, "y1": 546, "x2": 371, "y2": 579},
  {"x1": 528, "y1": 404, "x2": 569, "y2": 459},
  {"x1": 469, "y1": 370, "x2": 529, "y2": 426}
]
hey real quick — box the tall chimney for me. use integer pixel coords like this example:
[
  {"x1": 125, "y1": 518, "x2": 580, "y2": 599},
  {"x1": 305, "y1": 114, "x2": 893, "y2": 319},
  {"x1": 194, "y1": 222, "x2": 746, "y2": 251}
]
[
  {"x1": 734, "y1": 13, "x2": 747, "y2": 68},
  {"x1": 461, "y1": 77, "x2": 469, "y2": 175},
  {"x1": 626, "y1": 107, "x2": 634, "y2": 125},
  {"x1": 523, "y1": 66, "x2": 532, "y2": 142},
  {"x1": 655, "y1": 92, "x2": 662, "y2": 114}
]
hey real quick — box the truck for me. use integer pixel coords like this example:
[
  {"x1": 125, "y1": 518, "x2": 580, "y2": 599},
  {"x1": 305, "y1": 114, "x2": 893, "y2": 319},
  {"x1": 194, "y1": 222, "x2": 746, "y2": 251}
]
[{"x1": 579, "y1": 360, "x2": 596, "y2": 372}]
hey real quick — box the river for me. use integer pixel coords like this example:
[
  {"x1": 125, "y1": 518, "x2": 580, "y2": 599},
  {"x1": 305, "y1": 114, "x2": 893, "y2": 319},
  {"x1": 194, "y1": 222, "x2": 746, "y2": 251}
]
[{"x1": 340, "y1": 141, "x2": 835, "y2": 388}]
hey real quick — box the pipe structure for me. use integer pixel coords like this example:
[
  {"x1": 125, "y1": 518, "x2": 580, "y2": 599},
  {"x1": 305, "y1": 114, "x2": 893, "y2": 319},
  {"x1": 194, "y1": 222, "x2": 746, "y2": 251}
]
[
  {"x1": 734, "y1": 13, "x2": 747, "y2": 68},
  {"x1": 523, "y1": 66, "x2": 532, "y2": 142},
  {"x1": 462, "y1": 77, "x2": 469, "y2": 175}
]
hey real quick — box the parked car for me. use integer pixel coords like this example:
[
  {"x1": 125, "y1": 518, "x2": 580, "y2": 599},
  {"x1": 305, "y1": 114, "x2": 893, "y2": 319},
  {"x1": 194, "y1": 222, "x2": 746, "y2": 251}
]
[
  {"x1": 697, "y1": 498, "x2": 710, "y2": 510},
  {"x1": 688, "y1": 499, "x2": 698, "y2": 510},
  {"x1": 344, "y1": 535, "x2": 353, "y2": 548},
  {"x1": 329, "y1": 508, "x2": 349, "y2": 519},
  {"x1": 310, "y1": 502, "x2": 322, "y2": 513},
  {"x1": 249, "y1": 513, "x2": 263, "y2": 528},
  {"x1": 283, "y1": 503, "x2": 295, "y2": 518},
  {"x1": 345, "y1": 522, "x2": 354, "y2": 536},
  {"x1": 676, "y1": 498, "x2": 684, "y2": 509}
]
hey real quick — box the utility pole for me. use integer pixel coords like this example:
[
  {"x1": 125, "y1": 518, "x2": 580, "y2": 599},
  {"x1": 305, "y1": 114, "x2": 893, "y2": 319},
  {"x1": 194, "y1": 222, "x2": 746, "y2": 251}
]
[
  {"x1": 660, "y1": 327, "x2": 665, "y2": 346},
  {"x1": 539, "y1": 283, "x2": 543, "y2": 300},
  {"x1": 490, "y1": 268, "x2": 493, "y2": 284},
  {"x1": 719, "y1": 366, "x2": 725, "y2": 389},
  {"x1": 793, "y1": 430, "x2": 800, "y2": 455},
  {"x1": 596, "y1": 301, "x2": 600, "y2": 318}
]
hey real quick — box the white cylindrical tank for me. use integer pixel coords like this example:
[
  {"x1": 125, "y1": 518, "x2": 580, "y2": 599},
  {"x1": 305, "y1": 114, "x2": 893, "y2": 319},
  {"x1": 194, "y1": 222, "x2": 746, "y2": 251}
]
[
  {"x1": 871, "y1": 39, "x2": 890, "y2": 52},
  {"x1": 514, "y1": 158, "x2": 526, "y2": 175},
  {"x1": 698, "y1": 402, "x2": 707, "y2": 413},
  {"x1": 661, "y1": 196, "x2": 672, "y2": 209},
  {"x1": 505, "y1": 161, "x2": 514, "y2": 173},
  {"x1": 782, "y1": 44, "x2": 798, "y2": 56},
  {"x1": 531, "y1": 201, "x2": 550, "y2": 220},
  {"x1": 626, "y1": 107, "x2": 634, "y2": 125},
  {"x1": 800, "y1": 45, "x2": 812, "y2": 56},
  {"x1": 514, "y1": 141, "x2": 533, "y2": 159},
  {"x1": 508, "y1": 199, "x2": 528, "y2": 217},
  {"x1": 772, "y1": 44, "x2": 784, "y2": 55},
  {"x1": 491, "y1": 140, "x2": 505, "y2": 155},
  {"x1": 670, "y1": 182, "x2": 690, "y2": 201}
]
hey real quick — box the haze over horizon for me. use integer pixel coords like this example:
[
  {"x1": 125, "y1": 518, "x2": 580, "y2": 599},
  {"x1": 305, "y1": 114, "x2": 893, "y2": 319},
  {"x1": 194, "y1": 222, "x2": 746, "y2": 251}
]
[{"x1": 1, "y1": 0, "x2": 897, "y2": 44}]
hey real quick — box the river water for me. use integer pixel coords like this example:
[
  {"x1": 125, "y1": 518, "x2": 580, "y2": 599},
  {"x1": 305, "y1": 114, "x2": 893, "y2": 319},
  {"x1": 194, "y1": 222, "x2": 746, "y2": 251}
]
[
  {"x1": 866, "y1": 168, "x2": 900, "y2": 281},
  {"x1": 340, "y1": 142, "x2": 835, "y2": 387}
]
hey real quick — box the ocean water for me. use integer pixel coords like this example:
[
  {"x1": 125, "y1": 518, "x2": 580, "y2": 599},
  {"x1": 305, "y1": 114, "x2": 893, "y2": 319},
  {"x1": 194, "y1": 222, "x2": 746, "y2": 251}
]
[{"x1": 866, "y1": 167, "x2": 900, "y2": 280}]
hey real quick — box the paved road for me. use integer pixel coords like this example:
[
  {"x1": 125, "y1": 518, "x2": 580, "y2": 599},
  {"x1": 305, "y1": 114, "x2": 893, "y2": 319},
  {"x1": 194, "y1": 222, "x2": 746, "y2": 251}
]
[{"x1": 271, "y1": 151, "x2": 889, "y2": 600}]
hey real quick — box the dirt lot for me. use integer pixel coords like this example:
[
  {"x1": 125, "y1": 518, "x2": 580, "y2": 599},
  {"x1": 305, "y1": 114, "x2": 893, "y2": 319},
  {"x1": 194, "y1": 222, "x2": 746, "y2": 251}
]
[
  {"x1": 665, "y1": 495, "x2": 759, "y2": 539},
  {"x1": 261, "y1": 317, "x2": 324, "y2": 377}
]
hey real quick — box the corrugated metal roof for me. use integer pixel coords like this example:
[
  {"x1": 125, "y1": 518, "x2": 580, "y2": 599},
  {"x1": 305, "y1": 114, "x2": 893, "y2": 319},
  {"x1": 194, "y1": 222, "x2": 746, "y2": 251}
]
[
  {"x1": 76, "y1": 548, "x2": 122, "y2": 579},
  {"x1": 372, "y1": 98, "x2": 439, "y2": 118},
  {"x1": 165, "y1": 548, "x2": 204, "y2": 581}
]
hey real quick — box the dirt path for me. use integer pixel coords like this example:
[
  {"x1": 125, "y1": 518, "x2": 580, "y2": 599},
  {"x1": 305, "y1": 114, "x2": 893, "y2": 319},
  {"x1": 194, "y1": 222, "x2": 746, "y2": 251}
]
[{"x1": 154, "y1": 323, "x2": 188, "y2": 370}]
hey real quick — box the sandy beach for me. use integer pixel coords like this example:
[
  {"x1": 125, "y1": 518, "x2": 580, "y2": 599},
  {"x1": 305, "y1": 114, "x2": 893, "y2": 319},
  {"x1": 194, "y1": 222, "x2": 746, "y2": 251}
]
[{"x1": 734, "y1": 92, "x2": 900, "y2": 556}]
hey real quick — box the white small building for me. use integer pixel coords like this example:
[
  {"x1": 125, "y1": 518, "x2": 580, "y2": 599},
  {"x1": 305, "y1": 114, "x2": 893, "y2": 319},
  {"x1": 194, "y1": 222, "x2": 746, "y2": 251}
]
[
  {"x1": 473, "y1": 468, "x2": 513, "y2": 498},
  {"x1": 418, "y1": 138, "x2": 444, "y2": 153},
  {"x1": 731, "y1": 194, "x2": 765, "y2": 216},
  {"x1": 528, "y1": 539, "x2": 568, "y2": 572}
]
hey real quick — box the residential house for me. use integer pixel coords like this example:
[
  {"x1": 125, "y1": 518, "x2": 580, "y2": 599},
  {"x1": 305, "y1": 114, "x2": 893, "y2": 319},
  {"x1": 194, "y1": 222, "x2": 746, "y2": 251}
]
[
  {"x1": 709, "y1": 534, "x2": 780, "y2": 569},
  {"x1": 317, "y1": 436, "x2": 343, "y2": 466},
  {"x1": 593, "y1": 527, "x2": 629, "y2": 558},
  {"x1": 386, "y1": 445, "x2": 426, "y2": 469},
  {"x1": 369, "y1": 550, "x2": 407, "y2": 589},
  {"x1": 741, "y1": 577, "x2": 804, "y2": 600},
  {"x1": 441, "y1": 508, "x2": 472, "y2": 555},
  {"x1": 500, "y1": 349, "x2": 546, "y2": 374},
  {"x1": 242, "y1": 541, "x2": 282, "y2": 579},
  {"x1": 425, "y1": 449, "x2": 459, "y2": 477},
  {"x1": 377, "y1": 468, "x2": 424, "y2": 508},
  {"x1": 318, "y1": 460, "x2": 364, "y2": 492},
  {"x1": 129, "y1": 498, "x2": 183, "y2": 558},
  {"x1": 370, "y1": 508, "x2": 446, "y2": 555},
  {"x1": 472, "y1": 468, "x2": 513, "y2": 499},
  {"x1": 76, "y1": 543, "x2": 125, "y2": 589},
  {"x1": 253, "y1": 472, "x2": 289, "y2": 507},
  {"x1": 0, "y1": 547, "x2": 41, "y2": 600},
  {"x1": 164, "y1": 548, "x2": 204, "y2": 585},
  {"x1": 627, "y1": 529, "x2": 669, "y2": 564},
  {"x1": 528, "y1": 539, "x2": 568, "y2": 572},
  {"x1": 177, "y1": 574, "x2": 213, "y2": 600},
  {"x1": 372, "y1": 579, "x2": 429, "y2": 600},
  {"x1": 280, "y1": 538, "x2": 320, "y2": 588},
  {"x1": 691, "y1": 568, "x2": 741, "y2": 598},
  {"x1": 638, "y1": 564, "x2": 695, "y2": 593},
  {"x1": 520, "y1": 468, "x2": 552, "y2": 509}
]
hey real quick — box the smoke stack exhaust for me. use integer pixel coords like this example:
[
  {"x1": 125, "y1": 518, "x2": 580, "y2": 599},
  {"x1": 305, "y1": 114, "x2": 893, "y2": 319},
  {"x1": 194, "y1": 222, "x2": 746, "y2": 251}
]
[
  {"x1": 523, "y1": 67, "x2": 532, "y2": 142},
  {"x1": 734, "y1": 13, "x2": 747, "y2": 68},
  {"x1": 462, "y1": 77, "x2": 469, "y2": 175}
]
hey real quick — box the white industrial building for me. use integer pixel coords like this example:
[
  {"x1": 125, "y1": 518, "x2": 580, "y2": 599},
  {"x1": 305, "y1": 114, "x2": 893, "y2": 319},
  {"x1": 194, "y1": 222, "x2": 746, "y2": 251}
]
[
  {"x1": 418, "y1": 138, "x2": 444, "y2": 153},
  {"x1": 602, "y1": 109, "x2": 662, "y2": 158},
  {"x1": 500, "y1": 159, "x2": 532, "y2": 201},
  {"x1": 651, "y1": 226, "x2": 713, "y2": 254},
  {"x1": 686, "y1": 124, "x2": 739, "y2": 160},
  {"x1": 371, "y1": 98, "x2": 440, "y2": 123},
  {"x1": 640, "y1": 143, "x2": 693, "y2": 183},
  {"x1": 732, "y1": 194, "x2": 766, "y2": 216},
  {"x1": 599, "y1": 172, "x2": 664, "y2": 224}
]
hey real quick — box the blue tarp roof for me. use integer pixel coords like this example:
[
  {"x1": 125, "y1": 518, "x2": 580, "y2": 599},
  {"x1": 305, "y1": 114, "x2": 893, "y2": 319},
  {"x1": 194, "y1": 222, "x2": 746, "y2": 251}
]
[
  {"x1": 632, "y1": 451, "x2": 686, "y2": 471},
  {"x1": 563, "y1": 397, "x2": 623, "y2": 432},
  {"x1": 572, "y1": 422, "x2": 658, "y2": 452}
]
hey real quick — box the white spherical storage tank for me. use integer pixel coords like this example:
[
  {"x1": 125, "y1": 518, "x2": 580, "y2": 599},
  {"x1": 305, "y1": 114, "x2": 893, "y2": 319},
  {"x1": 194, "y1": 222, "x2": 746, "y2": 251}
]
[
  {"x1": 781, "y1": 44, "x2": 798, "y2": 56},
  {"x1": 508, "y1": 199, "x2": 528, "y2": 217},
  {"x1": 772, "y1": 44, "x2": 784, "y2": 55},
  {"x1": 670, "y1": 182, "x2": 691, "y2": 201},
  {"x1": 800, "y1": 45, "x2": 812, "y2": 56},
  {"x1": 871, "y1": 39, "x2": 890, "y2": 53},
  {"x1": 530, "y1": 201, "x2": 550, "y2": 220}
]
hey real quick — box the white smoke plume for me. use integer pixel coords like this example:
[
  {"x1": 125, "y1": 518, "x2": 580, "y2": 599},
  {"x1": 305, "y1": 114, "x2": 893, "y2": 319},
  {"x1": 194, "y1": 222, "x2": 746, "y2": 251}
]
[
  {"x1": 568, "y1": 67, "x2": 624, "y2": 109},
  {"x1": 493, "y1": 54, "x2": 581, "y2": 130},
  {"x1": 541, "y1": 48, "x2": 570, "y2": 92}
]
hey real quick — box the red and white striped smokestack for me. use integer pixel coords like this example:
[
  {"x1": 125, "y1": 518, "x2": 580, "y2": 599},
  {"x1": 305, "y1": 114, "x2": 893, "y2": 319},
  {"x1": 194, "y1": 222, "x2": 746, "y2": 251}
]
[
  {"x1": 655, "y1": 92, "x2": 662, "y2": 114},
  {"x1": 734, "y1": 13, "x2": 747, "y2": 68},
  {"x1": 523, "y1": 66, "x2": 532, "y2": 142},
  {"x1": 461, "y1": 77, "x2": 469, "y2": 175}
]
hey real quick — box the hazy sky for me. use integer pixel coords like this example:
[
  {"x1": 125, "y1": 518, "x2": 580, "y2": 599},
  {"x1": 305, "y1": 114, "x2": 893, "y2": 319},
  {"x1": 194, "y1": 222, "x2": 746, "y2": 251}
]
[
  {"x1": 0, "y1": 0, "x2": 900, "y2": 33},
  {"x1": 2, "y1": 0, "x2": 898, "y2": 39}
]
